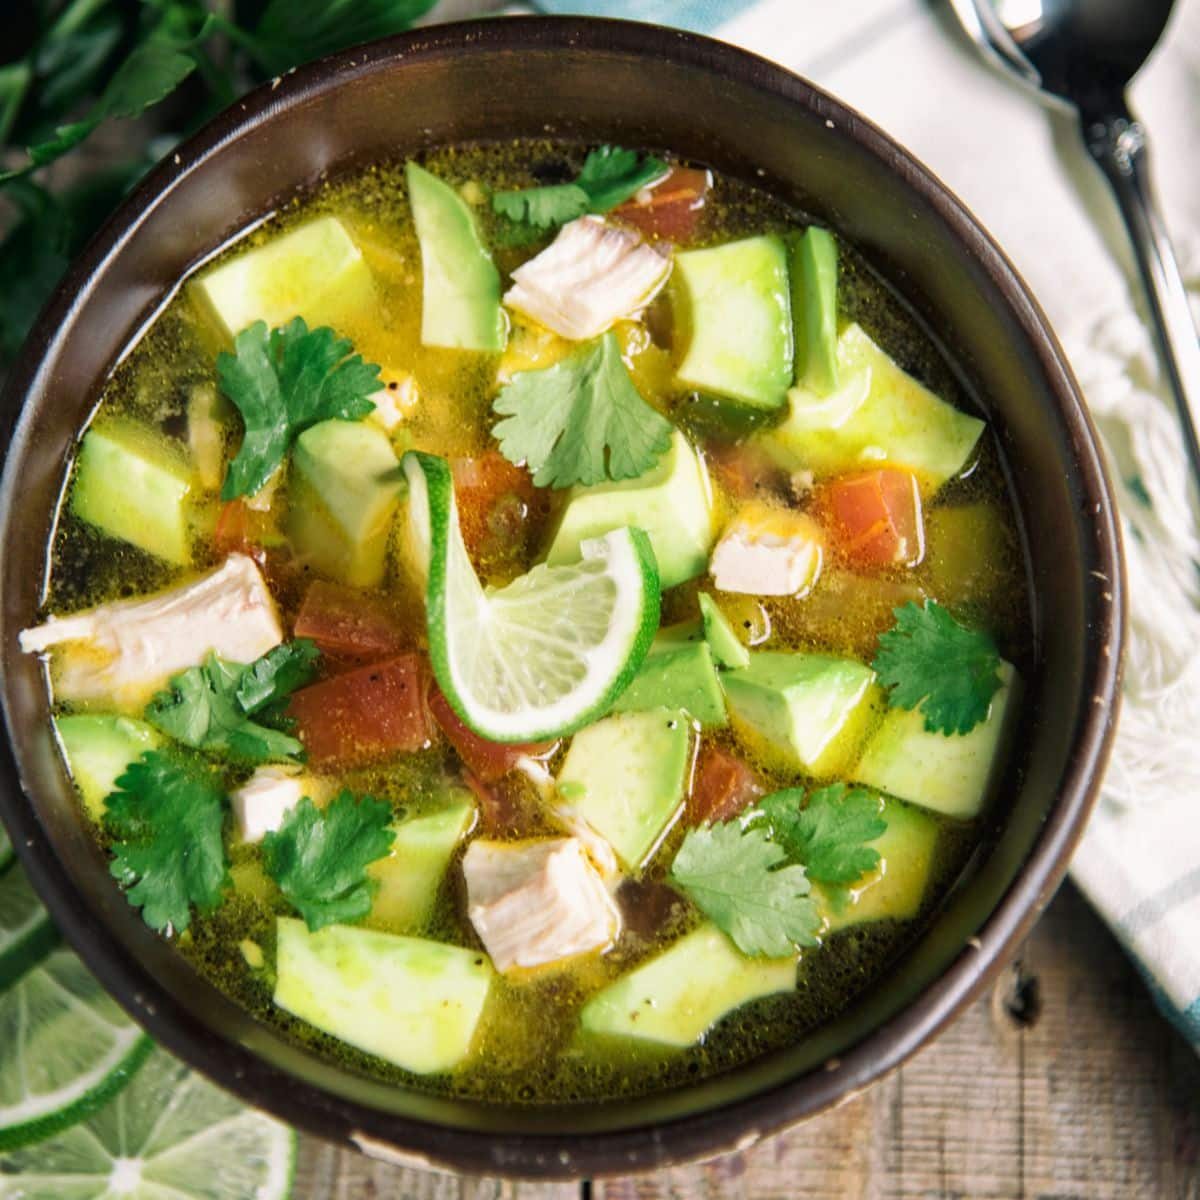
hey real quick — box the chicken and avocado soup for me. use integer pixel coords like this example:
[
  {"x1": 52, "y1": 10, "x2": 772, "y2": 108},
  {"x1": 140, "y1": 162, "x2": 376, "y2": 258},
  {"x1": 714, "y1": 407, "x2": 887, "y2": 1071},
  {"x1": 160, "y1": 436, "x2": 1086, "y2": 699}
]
[{"x1": 21, "y1": 142, "x2": 1030, "y2": 1103}]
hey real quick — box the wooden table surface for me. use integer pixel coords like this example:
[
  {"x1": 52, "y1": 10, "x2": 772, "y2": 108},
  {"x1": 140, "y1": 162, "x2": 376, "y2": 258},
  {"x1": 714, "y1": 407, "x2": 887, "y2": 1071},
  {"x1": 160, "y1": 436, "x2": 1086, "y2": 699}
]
[{"x1": 290, "y1": 881, "x2": 1200, "y2": 1199}]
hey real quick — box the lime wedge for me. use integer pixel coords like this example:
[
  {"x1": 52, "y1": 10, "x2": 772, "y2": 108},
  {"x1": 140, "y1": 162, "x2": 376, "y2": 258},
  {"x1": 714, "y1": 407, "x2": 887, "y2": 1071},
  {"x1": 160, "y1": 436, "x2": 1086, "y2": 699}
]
[
  {"x1": 403, "y1": 450, "x2": 660, "y2": 742},
  {"x1": 0, "y1": 946, "x2": 153, "y2": 1150},
  {"x1": 0, "y1": 865, "x2": 58, "y2": 989},
  {"x1": 0, "y1": 1047, "x2": 296, "y2": 1198}
]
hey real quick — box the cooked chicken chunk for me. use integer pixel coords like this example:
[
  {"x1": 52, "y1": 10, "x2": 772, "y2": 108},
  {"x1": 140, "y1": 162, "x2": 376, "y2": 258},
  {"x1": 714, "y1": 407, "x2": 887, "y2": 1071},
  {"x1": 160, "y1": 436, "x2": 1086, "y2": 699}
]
[
  {"x1": 19, "y1": 554, "x2": 283, "y2": 706},
  {"x1": 710, "y1": 503, "x2": 824, "y2": 597},
  {"x1": 462, "y1": 837, "x2": 620, "y2": 972},
  {"x1": 503, "y1": 216, "x2": 670, "y2": 341},
  {"x1": 231, "y1": 765, "x2": 309, "y2": 843}
]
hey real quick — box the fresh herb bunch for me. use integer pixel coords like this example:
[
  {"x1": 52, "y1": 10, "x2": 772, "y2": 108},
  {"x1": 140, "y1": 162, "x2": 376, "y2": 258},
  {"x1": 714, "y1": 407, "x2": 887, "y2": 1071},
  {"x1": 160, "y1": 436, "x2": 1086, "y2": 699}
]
[{"x1": 0, "y1": 0, "x2": 439, "y2": 365}]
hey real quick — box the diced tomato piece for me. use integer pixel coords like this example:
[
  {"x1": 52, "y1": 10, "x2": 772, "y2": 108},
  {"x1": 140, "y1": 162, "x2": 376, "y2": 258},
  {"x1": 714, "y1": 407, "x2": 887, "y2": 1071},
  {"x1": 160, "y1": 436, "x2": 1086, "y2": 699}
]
[
  {"x1": 451, "y1": 451, "x2": 550, "y2": 572},
  {"x1": 613, "y1": 166, "x2": 710, "y2": 243},
  {"x1": 293, "y1": 580, "x2": 408, "y2": 662},
  {"x1": 428, "y1": 688, "x2": 555, "y2": 783},
  {"x1": 213, "y1": 500, "x2": 253, "y2": 559},
  {"x1": 288, "y1": 655, "x2": 431, "y2": 766},
  {"x1": 823, "y1": 468, "x2": 925, "y2": 568},
  {"x1": 687, "y1": 744, "x2": 764, "y2": 825}
]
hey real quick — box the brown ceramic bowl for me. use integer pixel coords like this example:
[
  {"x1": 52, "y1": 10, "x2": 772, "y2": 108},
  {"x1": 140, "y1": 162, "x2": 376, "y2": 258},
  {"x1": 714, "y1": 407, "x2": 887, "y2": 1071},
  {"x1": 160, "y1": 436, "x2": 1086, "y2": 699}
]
[{"x1": 0, "y1": 17, "x2": 1122, "y2": 1180}]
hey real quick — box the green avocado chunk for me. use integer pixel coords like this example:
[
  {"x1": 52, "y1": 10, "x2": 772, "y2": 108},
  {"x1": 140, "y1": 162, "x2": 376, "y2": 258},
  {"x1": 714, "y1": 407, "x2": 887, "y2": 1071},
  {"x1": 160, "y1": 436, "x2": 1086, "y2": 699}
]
[
  {"x1": 764, "y1": 322, "x2": 984, "y2": 490},
  {"x1": 580, "y1": 922, "x2": 796, "y2": 1047},
  {"x1": 273, "y1": 918, "x2": 494, "y2": 1074},
  {"x1": 673, "y1": 235, "x2": 794, "y2": 410},
  {"x1": 611, "y1": 628, "x2": 726, "y2": 728},
  {"x1": 791, "y1": 226, "x2": 839, "y2": 394},
  {"x1": 544, "y1": 430, "x2": 714, "y2": 590},
  {"x1": 54, "y1": 714, "x2": 162, "y2": 821},
  {"x1": 557, "y1": 708, "x2": 692, "y2": 870},
  {"x1": 406, "y1": 162, "x2": 506, "y2": 352},
  {"x1": 818, "y1": 797, "x2": 939, "y2": 933},
  {"x1": 70, "y1": 419, "x2": 194, "y2": 566},
  {"x1": 286, "y1": 419, "x2": 403, "y2": 588},
  {"x1": 366, "y1": 798, "x2": 476, "y2": 933},
  {"x1": 852, "y1": 662, "x2": 1016, "y2": 819},
  {"x1": 722, "y1": 651, "x2": 877, "y2": 776},
  {"x1": 698, "y1": 592, "x2": 750, "y2": 669},
  {"x1": 190, "y1": 216, "x2": 375, "y2": 338}
]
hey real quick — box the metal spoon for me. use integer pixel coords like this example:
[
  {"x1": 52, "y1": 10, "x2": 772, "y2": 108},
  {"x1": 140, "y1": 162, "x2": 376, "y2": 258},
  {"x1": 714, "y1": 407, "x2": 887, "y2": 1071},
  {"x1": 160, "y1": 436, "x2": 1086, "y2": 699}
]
[{"x1": 949, "y1": 0, "x2": 1200, "y2": 490}]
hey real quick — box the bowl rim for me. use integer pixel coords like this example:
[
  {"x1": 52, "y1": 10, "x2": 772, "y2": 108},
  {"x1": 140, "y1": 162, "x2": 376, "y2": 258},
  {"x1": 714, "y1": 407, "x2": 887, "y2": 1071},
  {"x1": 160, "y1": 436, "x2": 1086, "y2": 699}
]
[{"x1": 0, "y1": 14, "x2": 1124, "y2": 1180}]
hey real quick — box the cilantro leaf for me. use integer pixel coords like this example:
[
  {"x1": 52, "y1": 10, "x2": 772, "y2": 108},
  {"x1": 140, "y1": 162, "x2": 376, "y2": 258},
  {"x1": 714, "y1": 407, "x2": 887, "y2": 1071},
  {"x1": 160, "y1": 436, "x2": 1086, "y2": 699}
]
[
  {"x1": 492, "y1": 331, "x2": 673, "y2": 488},
  {"x1": 753, "y1": 784, "x2": 885, "y2": 884},
  {"x1": 575, "y1": 145, "x2": 669, "y2": 212},
  {"x1": 669, "y1": 822, "x2": 821, "y2": 957},
  {"x1": 872, "y1": 600, "x2": 1003, "y2": 735},
  {"x1": 490, "y1": 145, "x2": 668, "y2": 233},
  {"x1": 105, "y1": 750, "x2": 230, "y2": 935},
  {"x1": 145, "y1": 646, "x2": 317, "y2": 762},
  {"x1": 234, "y1": 639, "x2": 320, "y2": 714},
  {"x1": 217, "y1": 318, "x2": 381, "y2": 501},
  {"x1": 492, "y1": 184, "x2": 589, "y2": 230},
  {"x1": 262, "y1": 792, "x2": 395, "y2": 931}
]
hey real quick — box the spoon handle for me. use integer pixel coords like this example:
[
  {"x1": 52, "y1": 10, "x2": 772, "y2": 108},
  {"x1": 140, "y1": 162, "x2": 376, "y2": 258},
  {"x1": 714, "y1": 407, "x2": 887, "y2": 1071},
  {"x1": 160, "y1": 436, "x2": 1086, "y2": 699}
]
[{"x1": 1081, "y1": 103, "x2": 1200, "y2": 493}]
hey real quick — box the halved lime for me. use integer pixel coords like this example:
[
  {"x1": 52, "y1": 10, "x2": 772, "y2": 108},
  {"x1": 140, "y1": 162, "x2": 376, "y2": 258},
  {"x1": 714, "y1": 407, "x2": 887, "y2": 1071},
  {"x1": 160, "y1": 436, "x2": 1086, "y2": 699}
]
[
  {"x1": 0, "y1": 864, "x2": 58, "y2": 989},
  {"x1": 0, "y1": 946, "x2": 153, "y2": 1150},
  {"x1": 403, "y1": 450, "x2": 660, "y2": 742},
  {"x1": 0, "y1": 1047, "x2": 296, "y2": 1198}
]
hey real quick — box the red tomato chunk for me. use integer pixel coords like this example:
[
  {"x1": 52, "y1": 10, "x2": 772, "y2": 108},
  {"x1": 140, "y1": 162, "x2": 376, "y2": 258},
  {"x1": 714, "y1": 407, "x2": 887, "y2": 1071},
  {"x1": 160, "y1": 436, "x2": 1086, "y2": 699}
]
[
  {"x1": 288, "y1": 655, "x2": 431, "y2": 766},
  {"x1": 428, "y1": 688, "x2": 555, "y2": 783},
  {"x1": 293, "y1": 579, "x2": 408, "y2": 662},
  {"x1": 613, "y1": 166, "x2": 710, "y2": 243},
  {"x1": 824, "y1": 468, "x2": 925, "y2": 568},
  {"x1": 687, "y1": 744, "x2": 764, "y2": 825},
  {"x1": 451, "y1": 451, "x2": 548, "y2": 571}
]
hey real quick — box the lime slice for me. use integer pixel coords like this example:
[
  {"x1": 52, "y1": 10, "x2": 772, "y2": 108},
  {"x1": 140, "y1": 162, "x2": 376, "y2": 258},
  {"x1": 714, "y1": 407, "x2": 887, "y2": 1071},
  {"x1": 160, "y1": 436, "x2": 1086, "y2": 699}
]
[
  {"x1": 403, "y1": 450, "x2": 660, "y2": 742},
  {"x1": 0, "y1": 1047, "x2": 296, "y2": 1198},
  {"x1": 0, "y1": 946, "x2": 153, "y2": 1150},
  {"x1": 0, "y1": 865, "x2": 58, "y2": 989}
]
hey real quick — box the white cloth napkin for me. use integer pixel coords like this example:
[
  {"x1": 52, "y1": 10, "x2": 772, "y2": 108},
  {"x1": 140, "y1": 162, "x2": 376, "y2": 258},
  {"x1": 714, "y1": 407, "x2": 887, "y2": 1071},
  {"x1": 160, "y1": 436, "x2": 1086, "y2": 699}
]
[{"x1": 437, "y1": 0, "x2": 1200, "y2": 1048}]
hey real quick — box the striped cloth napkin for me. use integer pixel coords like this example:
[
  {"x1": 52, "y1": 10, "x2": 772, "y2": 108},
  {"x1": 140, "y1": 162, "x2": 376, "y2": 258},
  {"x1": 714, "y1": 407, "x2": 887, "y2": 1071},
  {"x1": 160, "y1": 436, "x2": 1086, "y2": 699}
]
[{"x1": 435, "y1": 0, "x2": 1200, "y2": 1050}]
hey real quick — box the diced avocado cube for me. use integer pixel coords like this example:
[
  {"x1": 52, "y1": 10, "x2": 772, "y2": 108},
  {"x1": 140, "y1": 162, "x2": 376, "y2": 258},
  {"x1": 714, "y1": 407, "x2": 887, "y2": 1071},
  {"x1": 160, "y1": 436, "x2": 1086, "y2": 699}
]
[
  {"x1": 791, "y1": 226, "x2": 839, "y2": 394},
  {"x1": 191, "y1": 216, "x2": 375, "y2": 338},
  {"x1": 557, "y1": 709, "x2": 692, "y2": 870},
  {"x1": 722, "y1": 651, "x2": 877, "y2": 776},
  {"x1": 698, "y1": 592, "x2": 750, "y2": 669},
  {"x1": 819, "y1": 797, "x2": 939, "y2": 933},
  {"x1": 545, "y1": 431, "x2": 713, "y2": 590},
  {"x1": 673, "y1": 235, "x2": 793, "y2": 410},
  {"x1": 366, "y1": 798, "x2": 476, "y2": 933},
  {"x1": 273, "y1": 918, "x2": 494, "y2": 1074},
  {"x1": 852, "y1": 662, "x2": 1016, "y2": 819},
  {"x1": 580, "y1": 923, "x2": 795, "y2": 1047},
  {"x1": 286, "y1": 419, "x2": 402, "y2": 588},
  {"x1": 53, "y1": 714, "x2": 162, "y2": 821},
  {"x1": 764, "y1": 323, "x2": 984, "y2": 490},
  {"x1": 611, "y1": 631, "x2": 726, "y2": 728},
  {"x1": 406, "y1": 162, "x2": 505, "y2": 352},
  {"x1": 70, "y1": 419, "x2": 194, "y2": 565}
]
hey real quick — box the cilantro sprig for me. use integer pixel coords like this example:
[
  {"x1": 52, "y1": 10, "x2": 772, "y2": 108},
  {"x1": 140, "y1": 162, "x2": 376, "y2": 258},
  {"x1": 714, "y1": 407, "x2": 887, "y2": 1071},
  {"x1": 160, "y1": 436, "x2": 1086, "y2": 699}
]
[
  {"x1": 217, "y1": 318, "x2": 381, "y2": 501},
  {"x1": 492, "y1": 331, "x2": 673, "y2": 488},
  {"x1": 145, "y1": 641, "x2": 319, "y2": 762},
  {"x1": 491, "y1": 144, "x2": 668, "y2": 231},
  {"x1": 669, "y1": 822, "x2": 820, "y2": 958},
  {"x1": 105, "y1": 750, "x2": 230, "y2": 935},
  {"x1": 872, "y1": 600, "x2": 1003, "y2": 736},
  {"x1": 262, "y1": 793, "x2": 395, "y2": 932}
]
